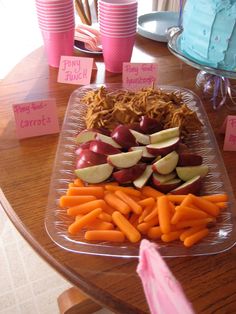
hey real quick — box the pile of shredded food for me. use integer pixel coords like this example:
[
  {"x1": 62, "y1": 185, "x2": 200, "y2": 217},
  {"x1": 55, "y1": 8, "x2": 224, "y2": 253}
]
[{"x1": 81, "y1": 86, "x2": 202, "y2": 136}]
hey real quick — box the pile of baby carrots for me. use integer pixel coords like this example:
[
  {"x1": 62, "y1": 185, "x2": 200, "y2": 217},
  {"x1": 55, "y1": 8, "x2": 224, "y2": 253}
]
[{"x1": 59, "y1": 178, "x2": 228, "y2": 247}]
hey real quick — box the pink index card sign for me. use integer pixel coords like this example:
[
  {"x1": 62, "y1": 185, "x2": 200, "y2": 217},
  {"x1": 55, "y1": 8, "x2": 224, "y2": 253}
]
[
  {"x1": 222, "y1": 115, "x2": 236, "y2": 151},
  {"x1": 122, "y1": 63, "x2": 158, "y2": 88},
  {"x1": 13, "y1": 99, "x2": 60, "y2": 139},
  {"x1": 58, "y1": 56, "x2": 94, "y2": 85}
]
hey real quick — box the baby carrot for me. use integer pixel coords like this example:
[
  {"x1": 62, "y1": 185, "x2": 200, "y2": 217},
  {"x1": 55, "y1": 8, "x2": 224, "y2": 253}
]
[
  {"x1": 190, "y1": 194, "x2": 220, "y2": 217},
  {"x1": 171, "y1": 206, "x2": 209, "y2": 224},
  {"x1": 138, "y1": 205, "x2": 153, "y2": 223},
  {"x1": 147, "y1": 226, "x2": 162, "y2": 239},
  {"x1": 84, "y1": 230, "x2": 125, "y2": 242},
  {"x1": 59, "y1": 195, "x2": 96, "y2": 208},
  {"x1": 141, "y1": 186, "x2": 164, "y2": 198},
  {"x1": 73, "y1": 178, "x2": 85, "y2": 187},
  {"x1": 68, "y1": 208, "x2": 103, "y2": 235},
  {"x1": 179, "y1": 194, "x2": 193, "y2": 207},
  {"x1": 143, "y1": 205, "x2": 158, "y2": 222},
  {"x1": 157, "y1": 195, "x2": 172, "y2": 234},
  {"x1": 215, "y1": 202, "x2": 228, "y2": 209},
  {"x1": 129, "y1": 213, "x2": 140, "y2": 228},
  {"x1": 66, "y1": 186, "x2": 104, "y2": 198},
  {"x1": 137, "y1": 216, "x2": 159, "y2": 234},
  {"x1": 201, "y1": 194, "x2": 228, "y2": 203},
  {"x1": 105, "y1": 185, "x2": 141, "y2": 197},
  {"x1": 67, "y1": 199, "x2": 107, "y2": 216},
  {"x1": 138, "y1": 197, "x2": 155, "y2": 208},
  {"x1": 76, "y1": 216, "x2": 114, "y2": 230},
  {"x1": 180, "y1": 225, "x2": 207, "y2": 241},
  {"x1": 166, "y1": 195, "x2": 186, "y2": 204},
  {"x1": 104, "y1": 193, "x2": 130, "y2": 215},
  {"x1": 98, "y1": 212, "x2": 112, "y2": 222},
  {"x1": 112, "y1": 211, "x2": 141, "y2": 243},
  {"x1": 161, "y1": 230, "x2": 183, "y2": 242},
  {"x1": 175, "y1": 217, "x2": 216, "y2": 229},
  {"x1": 68, "y1": 183, "x2": 76, "y2": 188},
  {"x1": 184, "y1": 228, "x2": 209, "y2": 247},
  {"x1": 115, "y1": 190, "x2": 142, "y2": 215}
]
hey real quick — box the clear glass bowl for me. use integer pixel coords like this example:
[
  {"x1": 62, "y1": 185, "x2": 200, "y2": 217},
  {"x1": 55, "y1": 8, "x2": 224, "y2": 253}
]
[{"x1": 45, "y1": 83, "x2": 236, "y2": 258}]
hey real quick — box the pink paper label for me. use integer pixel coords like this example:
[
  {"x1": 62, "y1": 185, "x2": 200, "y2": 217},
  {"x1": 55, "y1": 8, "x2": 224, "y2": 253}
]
[
  {"x1": 58, "y1": 56, "x2": 94, "y2": 85},
  {"x1": 223, "y1": 115, "x2": 236, "y2": 151},
  {"x1": 13, "y1": 99, "x2": 60, "y2": 139},
  {"x1": 122, "y1": 63, "x2": 158, "y2": 88}
]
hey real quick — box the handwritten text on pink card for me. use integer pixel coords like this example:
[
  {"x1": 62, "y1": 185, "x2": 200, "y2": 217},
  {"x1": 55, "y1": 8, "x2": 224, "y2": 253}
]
[
  {"x1": 13, "y1": 99, "x2": 60, "y2": 139},
  {"x1": 58, "y1": 56, "x2": 94, "y2": 85},
  {"x1": 122, "y1": 63, "x2": 158, "y2": 88},
  {"x1": 223, "y1": 115, "x2": 236, "y2": 151}
]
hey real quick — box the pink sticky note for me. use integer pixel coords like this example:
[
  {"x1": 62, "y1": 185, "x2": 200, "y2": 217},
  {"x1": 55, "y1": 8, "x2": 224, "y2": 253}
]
[
  {"x1": 13, "y1": 99, "x2": 60, "y2": 139},
  {"x1": 223, "y1": 115, "x2": 236, "y2": 151},
  {"x1": 137, "y1": 239, "x2": 195, "y2": 314},
  {"x1": 122, "y1": 63, "x2": 158, "y2": 88},
  {"x1": 58, "y1": 56, "x2": 94, "y2": 85}
]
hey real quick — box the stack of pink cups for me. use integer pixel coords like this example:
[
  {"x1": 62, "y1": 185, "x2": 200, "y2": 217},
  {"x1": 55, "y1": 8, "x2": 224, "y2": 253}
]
[
  {"x1": 35, "y1": 0, "x2": 75, "y2": 68},
  {"x1": 98, "y1": 0, "x2": 138, "y2": 73}
]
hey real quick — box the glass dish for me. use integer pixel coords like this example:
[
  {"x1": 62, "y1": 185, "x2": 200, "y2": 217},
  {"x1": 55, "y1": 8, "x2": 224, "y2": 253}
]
[{"x1": 45, "y1": 83, "x2": 236, "y2": 258}]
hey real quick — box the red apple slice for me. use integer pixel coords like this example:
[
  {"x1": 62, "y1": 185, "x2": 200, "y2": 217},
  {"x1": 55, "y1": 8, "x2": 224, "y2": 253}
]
[
  {"x1": 129, "y1": 146, "x2": 156, "y2": 161},
  {"x1": 176, "y1": 165, "x2": 209, "y2": 181},
  {"x1": 111, "y1": 125, "x2": 137, "y2": 149},
  {"x1": 95, "y1": 133, "x2": 122, "y2": 148},
  {"x1": 133, "y1": 165, "x2": 153, "y2": 188},
  {"x1": 146, "y1": 137, "x2": 180, "y2": 156},
  {"x1": 112, "y1": 163, "x2": 147, "y2": 184},
  {"x1": 152, "y1": 151, "x2": 179, "y2": 175},
  {"x1": 152, "y1": 177, "x2": 182, "y2": 193},
  {"x1": 152, "y1": 172, "x2": 176, "y2": 184},
  {"x1": 107, "y1": 150, "x2": 143, "y2": 168},
  {"x1": 75, "y1": 163, "x2": 113, "y2": 184},
  {"x1": 75, "y1": 141, "x2": 92, "y2": 155},
  {"x1": 177, "y1": 152, "x2": 203, "y2": 166},
  {"x1": 139, "y1": 116, "x2": 162, "y2": 134},
  {"x1": 149, "y1": 127, "x2": 180, "y2": 144},
  {"x1": 76, "y1": 149, "x2": 107, "y2": 169},
  {"x1": 89, "y1": 140, "x2": 121, "y2": 155},
  {"x1": 169, "y1": 175, "x2": 202, "y2": 195},
  {"x1": 129, "y1": 129, "x2": 150, "y2": 145}
]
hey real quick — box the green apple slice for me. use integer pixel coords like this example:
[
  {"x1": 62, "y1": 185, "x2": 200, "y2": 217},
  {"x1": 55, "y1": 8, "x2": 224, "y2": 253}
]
[
  {"x1": 176, "y1": 165, "x2": 209, "y2": 181},
  {"x1": 75, "y1": 163, "x2": 113, "y2": 183}
]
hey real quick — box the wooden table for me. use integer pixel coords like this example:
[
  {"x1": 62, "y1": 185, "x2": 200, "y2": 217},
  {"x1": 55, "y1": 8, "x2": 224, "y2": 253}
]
[{"x1": 1, "y1": 35, "x2": 236, "y2": 314}]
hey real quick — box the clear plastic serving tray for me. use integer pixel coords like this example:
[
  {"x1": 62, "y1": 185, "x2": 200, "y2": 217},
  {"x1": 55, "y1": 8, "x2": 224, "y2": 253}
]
[{"x1": 45, "y1": 83, "x2": 236, "y2": 258}]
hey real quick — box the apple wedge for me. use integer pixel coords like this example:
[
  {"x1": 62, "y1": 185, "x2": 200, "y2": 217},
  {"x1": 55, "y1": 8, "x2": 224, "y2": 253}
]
[
  {"x1": 75, "y1": 163, "x2": 113, "y2": 184},
  {"x1": 149, "y1": 127, "x2": 180, "y2": 144},
  {"x1": 129, "y1": 146, "x2": 156, "y2": 162},
  {"x1": 76, "y1": 129, "x2": 97, "y2": 144},
  {"x1": 133, "y1": 165, "x2": 153, "y2": 188},
  {"x1": 95, "y1": 133, "x2": 122, "y2": 148},
  {"x1": 152, "y1": 172, "x2": 176, "y2": 184},
  {"x1": 129, "y1": 129, "x2": 150, "y2": 145},
  {"x1": 176, "y1": 165, "x2": 209, "y2": 181},
  {"x1": 152, "y1": 178, "x2": 182, "y2": 193},
  {"x1": 152, "y1": 151, "x2": 179, "y2": 175},
  {"x1": 75, "y1": 141, "x2": 92, "y2": 155},
  {"x1": 177, "y1": 152, "x2": 203, "y2": 166},
  {"x1": 76, "y1": 149, "x2": 107, "y2": 169},
  {"x1": 89, "y1": 140, "x2": 121, "y2": 155},
  {"x1": 112, "y1": 163, "x2": 146, "y2": 184},
  {"x1": 147, "y1": 137, "x2": 180, "y2": 156},
  {"x1": 169, "y1": 175, "x2": 202, "y2": 195},
  {"x1": 111, "y1": 125, "x2": 137, "y2": 149},
  {"x1": 107, "y1": 150, "x2": 143, "y2": 168},
  {"x1": 139, "y1": 116, "x2": 162, "y2": 134}
]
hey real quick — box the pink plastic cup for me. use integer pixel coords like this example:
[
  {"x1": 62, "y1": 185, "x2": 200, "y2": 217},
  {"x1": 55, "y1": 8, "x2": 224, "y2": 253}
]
[
  {"x1": 101, "y1": 33, "x2": 136, "y2": 73},
  {"x1": 99, "y1": 0, "x2": 137, "y2": 9},
  {"x1": 41, "y1": 28, "x2": 74, "y2": 67}
]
